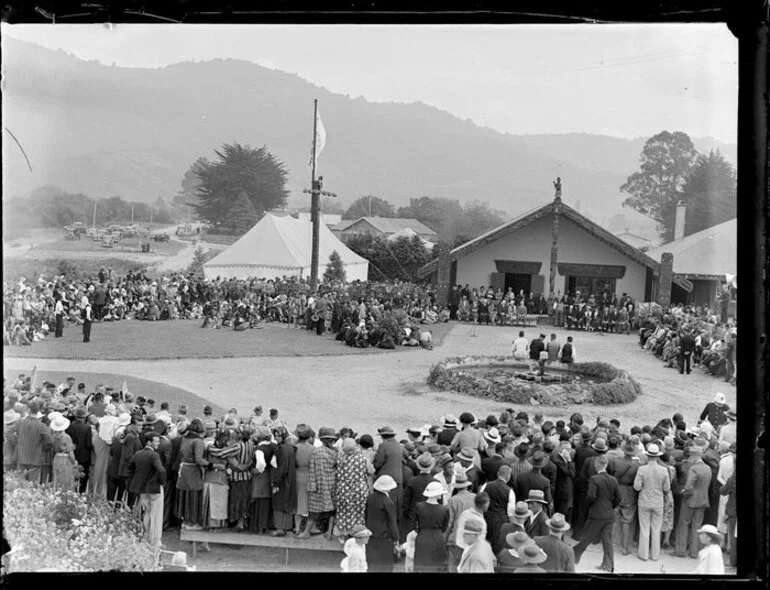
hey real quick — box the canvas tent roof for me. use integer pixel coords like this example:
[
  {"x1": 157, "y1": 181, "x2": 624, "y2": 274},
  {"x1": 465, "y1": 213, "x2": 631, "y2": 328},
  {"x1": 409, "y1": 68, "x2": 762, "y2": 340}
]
[
  {"x1": 646, "y1": 218, "x2": 736, "y2": 278},
  {"x1": 203, "y1": 213, "x2": 369, "y2": 281}
]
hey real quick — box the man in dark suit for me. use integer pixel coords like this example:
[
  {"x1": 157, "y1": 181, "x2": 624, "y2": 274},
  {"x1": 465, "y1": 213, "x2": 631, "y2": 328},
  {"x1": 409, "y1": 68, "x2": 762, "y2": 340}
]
[
  {"x1": 525, "y1": 490, "x2": 550, "y2": 538},
  {"x1": 607, "y1": 439, "x2": 640, "y2": 555},
  {"x1": 66, "y1": 407, "x2": 93, "y2": 493},
  {"x1": 128, "y1": 432, "x2": 166, "y2": 549},
  {"x1": 481, "y1": 441, "x2": 507, "y2": 485},
  {"x1": 679, "y1": 329, "x2": 696, "y2": 375},
  {"x1": 402, "y1": 452, "x2": 436, "y2": 538},
  {"x1": 533, "y1": 512, "x2": 576, "y2": 572},
  {"x1": 515, "y1": 451, "x2": 553, "y2": 515},
  {"x1": 552, "y1": 438, "x2": 576, "y2": 522},
  {"x1": 572, "y1": 454, "x2": 621, "y2": 572},
  {"x1": 373, "y1": 426, "x2": 404, "y2": 532}
]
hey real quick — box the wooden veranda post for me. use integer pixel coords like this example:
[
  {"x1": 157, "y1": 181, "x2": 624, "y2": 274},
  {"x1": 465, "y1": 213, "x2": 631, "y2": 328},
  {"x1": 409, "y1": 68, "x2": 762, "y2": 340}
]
[{"x1": 549, "y1": 178, "x2": 562, "y2": 298}]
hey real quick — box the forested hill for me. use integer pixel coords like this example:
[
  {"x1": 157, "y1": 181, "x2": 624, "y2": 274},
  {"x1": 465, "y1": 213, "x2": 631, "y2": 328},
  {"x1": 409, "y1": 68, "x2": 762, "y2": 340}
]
[{"x1": 3, "y1": 37, "x2": 735, "y2": 232}]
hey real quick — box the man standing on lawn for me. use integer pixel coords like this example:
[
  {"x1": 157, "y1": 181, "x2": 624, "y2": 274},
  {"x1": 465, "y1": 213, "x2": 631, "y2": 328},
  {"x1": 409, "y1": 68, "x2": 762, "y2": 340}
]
[{"x1": 82, "y1": 300, "x2": 93, "y2": 343}]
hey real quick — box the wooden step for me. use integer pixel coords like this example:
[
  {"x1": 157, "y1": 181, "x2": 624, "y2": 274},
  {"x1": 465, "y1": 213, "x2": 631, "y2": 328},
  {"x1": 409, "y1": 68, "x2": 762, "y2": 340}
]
[{"x1": 180, "y1": 528, "x2": 343, "y2": 552}]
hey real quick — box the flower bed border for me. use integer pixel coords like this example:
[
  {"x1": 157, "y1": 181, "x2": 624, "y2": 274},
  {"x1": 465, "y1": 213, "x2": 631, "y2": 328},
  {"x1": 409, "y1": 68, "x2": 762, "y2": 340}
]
[{"x1": 428, "y1": 355, "x2": 642, "y2": 406}]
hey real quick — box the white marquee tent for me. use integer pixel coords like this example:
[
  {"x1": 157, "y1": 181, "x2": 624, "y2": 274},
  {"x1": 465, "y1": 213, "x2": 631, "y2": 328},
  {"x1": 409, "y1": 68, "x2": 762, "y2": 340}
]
[{"x1": 203, "y1": 213, "x2": 369, "y2": 281}]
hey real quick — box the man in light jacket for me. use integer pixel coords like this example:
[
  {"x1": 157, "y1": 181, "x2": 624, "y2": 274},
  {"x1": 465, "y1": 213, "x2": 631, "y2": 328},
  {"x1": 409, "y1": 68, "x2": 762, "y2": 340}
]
[{"x1": 633, "y1": 443, "x2": 671, "y2": 561}]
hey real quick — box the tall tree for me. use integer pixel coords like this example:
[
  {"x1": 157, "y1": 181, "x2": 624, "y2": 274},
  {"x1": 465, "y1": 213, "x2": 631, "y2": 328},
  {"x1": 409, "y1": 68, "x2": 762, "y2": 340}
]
[
  {"x1": 397, "y1": 196, "x2": 458, "y2": 233},
  {"x1": 679, "y1": 150, "x2": 737, "y2": 236},
  {"x1": 620, "y1": 130, "x2": 699, "y2": 242},
  {"x1": 343, "y1": 195, "x2": 396, "y2": 220},
  {"x1": 173, "y1": 157, "x2": 209, "y2": 218},
  {"x1": 227, "y1": 192, "x2": 261, "y2": 235},
  {"x1": 191, "y1": 143, "x2": 288, "y2": 227},
  {"x1": 323, "y1": 250, "x2": 347, "y2": 283}
]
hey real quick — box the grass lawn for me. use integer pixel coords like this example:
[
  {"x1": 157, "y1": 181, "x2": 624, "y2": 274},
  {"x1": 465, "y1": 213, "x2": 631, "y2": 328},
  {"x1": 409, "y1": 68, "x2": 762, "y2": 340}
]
[
  {"x1": 2, "y1": 369, "x2": 227, "y2": 417},
  {"x1": 3, "y1": 319, "x2": 453, "y2": 360},
  {"x1": 35, "y1": 237, "x2": 186, "y2": 256}
]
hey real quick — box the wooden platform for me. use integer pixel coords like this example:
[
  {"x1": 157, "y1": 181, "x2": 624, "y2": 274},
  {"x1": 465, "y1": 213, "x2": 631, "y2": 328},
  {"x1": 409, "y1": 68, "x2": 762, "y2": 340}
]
[{"x1": 179, "y1": 528, "x2": 343, "y2": 565}]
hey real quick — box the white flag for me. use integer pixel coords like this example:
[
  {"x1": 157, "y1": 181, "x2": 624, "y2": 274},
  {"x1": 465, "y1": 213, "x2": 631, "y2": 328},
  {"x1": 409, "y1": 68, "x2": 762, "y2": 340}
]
[{"x1": 309, "y1": 109, "x2": 327, "y2": 171}]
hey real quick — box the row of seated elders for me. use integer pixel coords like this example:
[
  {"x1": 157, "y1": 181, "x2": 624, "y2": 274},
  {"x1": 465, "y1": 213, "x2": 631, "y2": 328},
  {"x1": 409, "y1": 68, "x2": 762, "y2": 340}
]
[
  {"x1": 335, "y1": 319, "x2": 434, "y2": 349},
  {"x1": 4, "y1": 374, "x2": 736, "y2": 573}
]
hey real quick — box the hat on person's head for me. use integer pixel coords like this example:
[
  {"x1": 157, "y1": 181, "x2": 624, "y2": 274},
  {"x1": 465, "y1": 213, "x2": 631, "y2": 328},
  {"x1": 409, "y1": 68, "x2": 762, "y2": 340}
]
[
  {"x1": 441, "y1": 414, "x2": 458, "y2": 429},
  {"x1": 525, "y1": 490, "x2": 548, "y2": 505},
  {"x1": 519, "y1": 543, "x2": 548, "y2": 565},
  {"x1": 461, "y1": 517, "x2": 485, "y2": 536},
  {"x1": 513, "y1": 501, "x2": 533, "y2": 522},
  {"x1": 50, "y1": 415, "x2": 71, "y2": 432},
  {"x1": 714, "y1": 392, "x2": 726, "y2": 405},
  {"x1": 124, "y1": 392, "x2": 134, "y2": 402},
  {"x1": 725, "y1": 410, "x2": 737, "y2": 421},
  {"x1": 546, "y1": 512, "x2": 571, "y2": 532},
  {"x1": 117, "y1": 413, "x2": 132, "y2": 427},
  {"x1": 203, "y1": 405, "x2": 213, "y2": 415},
  {"x1": 457, "y1": 447, "x2": 475, "y2": 462},
  {"x1": 454, "y1": 472, "x2": 472, "y2": 489},
  {"x1": 592, "y1": 438, "x2": 608, "y2": 453},
  {"x1": 484, "y1": 427, "x2": 502, "y2": 444},
  {"x1": 4, "y1": 410, "x2": 21, "y2": 426},
  {"x1": 143, "y1": 413, "x2": 158, "y2": 426},
  {"x1": 350, "y1": 524, "x2": 372, "y2": 538},
  {"x1": 426, "y1": 443, "x2": 442, "y2": 456},
  {"x1": 506, "y1": 531, "x2": 532, "y2": 551},
  {"x1": 459, "y1": 412, "x2": 476, "y2": 425},
  {"x1": 692, "y1": 437, "x2": 708, "y2": 453},
  {"x1": 581, "y1": 429, "x2": 593, "y2": 442},
  {"x1": 223, "y1": 416, "x2": 238, "y2": 429},
  {"x1": 158, "y1": 414, "x2": 172, "y2": 426},
  {"x1": 406, "y1": 426, "x2": 423, "y2": 437},
  {"x1": 377, "y1": 425, "x2": 396, "y2": 437},
  {"x1": 597, "y1": 418, "x2": 610, "y2": 428},
  {"x1": 623, "y1": 439, "x2": 638, "y2": 455},
  {"x1": 318, "y1": 427, "x2": 338, "y2": 440},
  {"x1": 436, "y1": 453, "x2": 453, "y2": 469},
  {"x1": 373, "y1": 475, "x2": 397, "y2": 492},
  {"x1": 47, "y1": 411, "x2": 62, "y2": 423},
  {"x1": 103, "y1": 403, "x2": 117, "y2": 417},
  {"x1": 698, "y1": 524, "x2": 723, "y2": 543},
  {"x1": 416, "y1": 452, "x2": 436, "y2": 472},
  {"x1": 529, "y1": 451, "x2": 548, "y2": 469},
  {"x1": 663, "y1": 436, "x2": 675, "y2": 451},
  {"x1": 423, "y1": 481, "x2": 445, "y2": 498},
  {"x1": 645, "y1": 443, "x2": 663, "y2": 457}
]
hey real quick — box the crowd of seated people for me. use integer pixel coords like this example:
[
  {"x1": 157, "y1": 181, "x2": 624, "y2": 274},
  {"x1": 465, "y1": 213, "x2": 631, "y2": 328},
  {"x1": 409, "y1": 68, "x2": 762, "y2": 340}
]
[{"x1": 637, "y1": 303, "x2": 737, "y2": 385}]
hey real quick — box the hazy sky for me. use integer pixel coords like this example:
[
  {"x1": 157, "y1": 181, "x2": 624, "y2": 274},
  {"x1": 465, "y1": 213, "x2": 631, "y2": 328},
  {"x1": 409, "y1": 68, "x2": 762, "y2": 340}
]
[{"x1": 3, "y1": 24, "x2": 738, "y2": 143}]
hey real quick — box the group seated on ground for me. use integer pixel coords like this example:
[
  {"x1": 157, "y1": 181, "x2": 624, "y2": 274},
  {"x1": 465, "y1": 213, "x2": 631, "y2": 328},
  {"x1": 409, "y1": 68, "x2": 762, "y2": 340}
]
[
  {"x1": 4, "y1": 373, "x2": 737, "y2": 573},
  {"x1": 636, "y1": 303, "x2": 737, "y2": 385}
]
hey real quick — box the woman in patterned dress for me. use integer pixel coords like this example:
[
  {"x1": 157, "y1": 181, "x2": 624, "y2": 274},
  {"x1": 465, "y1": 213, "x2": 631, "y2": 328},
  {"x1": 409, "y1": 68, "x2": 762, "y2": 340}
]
[
  {"x1": 661, "y1": 452, "x2": 677, "y2": 547},
  {"x1": 334, "y1": 438, "x2": 370, "y2": 540},
  {"x1": 303, "y1": 427, "x2": 338, "y2": 540},
  {"x1": 50, "y1": 414, "x2": 77, "y2": 492}
]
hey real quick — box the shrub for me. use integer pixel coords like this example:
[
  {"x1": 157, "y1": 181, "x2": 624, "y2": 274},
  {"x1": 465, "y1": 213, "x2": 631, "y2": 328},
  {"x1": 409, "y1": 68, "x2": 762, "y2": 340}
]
[
  {"x1": 591, "y1": 373, "x2": 642, "y2": 405},
  {"x1": 2, "y1": 471, "x2": 157, "y2": 572},
  {"x1": 378, "y1": 308, "x2": 410, "y2": 341}
]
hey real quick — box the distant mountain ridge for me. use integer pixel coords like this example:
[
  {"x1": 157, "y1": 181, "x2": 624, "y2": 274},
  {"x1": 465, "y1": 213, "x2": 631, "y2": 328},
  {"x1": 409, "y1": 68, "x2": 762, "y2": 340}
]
[{"x1": 2, "y1": 38, "x2": 736, "y2": 236}]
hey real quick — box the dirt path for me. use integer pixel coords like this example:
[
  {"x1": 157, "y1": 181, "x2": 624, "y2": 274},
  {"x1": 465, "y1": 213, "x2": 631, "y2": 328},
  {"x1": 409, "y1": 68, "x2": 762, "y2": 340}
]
[{"x1": 5, "y1": 324, "x2": 735, "y2": 437}]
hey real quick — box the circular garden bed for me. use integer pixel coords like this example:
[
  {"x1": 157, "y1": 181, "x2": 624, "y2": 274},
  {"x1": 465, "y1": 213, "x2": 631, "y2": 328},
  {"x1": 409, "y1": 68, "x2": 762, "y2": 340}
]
[{"x1": 428, "y1": 356, "x2": 642, "y2": 407}]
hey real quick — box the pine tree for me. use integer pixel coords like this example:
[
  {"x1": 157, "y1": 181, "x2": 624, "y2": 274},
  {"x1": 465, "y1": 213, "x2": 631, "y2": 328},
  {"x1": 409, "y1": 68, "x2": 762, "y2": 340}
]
[
  {"x1": 324, "y1": 250, "x2": 347, "y2": 283},
  {"x1": 228, "y1": 192, "x2": 260, "y2": 235}
]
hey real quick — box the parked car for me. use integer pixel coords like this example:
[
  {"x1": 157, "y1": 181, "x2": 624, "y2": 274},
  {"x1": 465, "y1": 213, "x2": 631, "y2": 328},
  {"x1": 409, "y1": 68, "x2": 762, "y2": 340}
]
[
  {"x1": 153, "y1": 232, "x2": 170, "y2": 242},
  {"x1": 101, "y1": 237, "x2": 114, "y2": 248}
]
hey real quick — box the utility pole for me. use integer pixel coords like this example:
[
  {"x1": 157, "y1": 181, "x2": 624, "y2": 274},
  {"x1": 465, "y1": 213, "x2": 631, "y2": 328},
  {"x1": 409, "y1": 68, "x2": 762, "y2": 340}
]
[{"x1": 303, "y1": 100, "x2": 337, "y2": 291}]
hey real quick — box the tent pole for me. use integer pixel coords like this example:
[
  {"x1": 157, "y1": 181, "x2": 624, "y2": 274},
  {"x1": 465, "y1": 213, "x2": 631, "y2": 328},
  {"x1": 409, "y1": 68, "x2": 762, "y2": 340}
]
[{"x1": 310, "y1": 99, "x2": 320, "y2": 292}]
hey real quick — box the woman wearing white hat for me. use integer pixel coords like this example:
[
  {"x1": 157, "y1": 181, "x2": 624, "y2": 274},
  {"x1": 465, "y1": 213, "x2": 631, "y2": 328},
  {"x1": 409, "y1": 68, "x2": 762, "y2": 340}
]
[
  {"x1": 365, "y1": 475, "x2": 400, "y2": 573},
  {"x1": 413, "y1": 481, "x2": 450, "y2": 572},
  {"x1": 340, "y1": 524, "x2": 372, "y2": 573},
  {"x1": 50, "y1": 414, "x2": 77, "y2": 492},
  {"x1": 694, "y1": 524, "x2": 725, "y2": 574}
]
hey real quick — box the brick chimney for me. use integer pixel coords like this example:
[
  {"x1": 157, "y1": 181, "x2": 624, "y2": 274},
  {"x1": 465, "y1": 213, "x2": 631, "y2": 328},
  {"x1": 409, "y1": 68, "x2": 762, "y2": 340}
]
[{"x1": 674, "y1": 200, "x2": 686, "y2": 240}]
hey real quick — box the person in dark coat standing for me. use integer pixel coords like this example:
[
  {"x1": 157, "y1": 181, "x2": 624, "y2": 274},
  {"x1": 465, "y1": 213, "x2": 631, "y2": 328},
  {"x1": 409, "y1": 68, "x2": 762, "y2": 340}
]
[
  {"x1": 366, "y1": 475, "x2": 400, "y2": 573},
  {"x1": 572, "y1": 431, "x2": 598, "y2": 540},
  {"x1": 82, "y1": 301, "x2": 93, "y2": 343},
  {"x1": 270, "y1": 427, "x2": 297, "y2": 536},
  {"x1": 403, "y1": 452, "x2": 436, "y2": 536},
  {"x1": 66, "y1": 407, "x2": 93, "y2": 494},
  {"x1": 373, "y1": 426, "x2": 403, "y2": 532},
  {"x1": 127, "y1": 432, "x2": 166, "y2": 549},
  {"x1": 481, "y1": 464, "x2": 515, "y2": 555},
  {"x1": 436, "y1": 415, "x2": 458, "y2": 447},
  {"x1": 413, "y1": 481, "x2": 450, "y2": 572},
  {"x1": 533, "y1": 513, "x2": 576, "y2": 573},
  {"x1": 572, "y1": 454, "x2": 621, "y2": 572},
  {"x1": 514, "y1": 451, "x2": 553, "y2": 515},
  {"x1": 679, "y1": 329, "x2": 696, "y2": 374},
  {"x1": 552, "y1": 438, "x2": 576, "y2": 521},
  {"x1": 525, "y1": 490, "x2": 550, "y2": 538},
  {"x1": 607, "y1": 439, "x2": 640, "y2": 555},
  {"x1": 481, "y1": 441, "x2": 507, "y2": 485}
]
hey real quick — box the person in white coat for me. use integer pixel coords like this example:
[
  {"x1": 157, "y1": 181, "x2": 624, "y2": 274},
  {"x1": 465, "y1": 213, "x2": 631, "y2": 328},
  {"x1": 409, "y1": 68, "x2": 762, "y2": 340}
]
[
  {"x1": 341, "y1": 525, "x2": 372, "y2": 572},
  {"x1": 695, "y1": 525, "x2": 725, "y2": 574}
]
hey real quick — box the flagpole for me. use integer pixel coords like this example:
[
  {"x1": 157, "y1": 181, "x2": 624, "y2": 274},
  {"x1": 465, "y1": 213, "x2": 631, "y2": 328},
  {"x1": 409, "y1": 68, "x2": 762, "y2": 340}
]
[{"x1": 310, "y1": 99, "x2": 320, "y2": 292}]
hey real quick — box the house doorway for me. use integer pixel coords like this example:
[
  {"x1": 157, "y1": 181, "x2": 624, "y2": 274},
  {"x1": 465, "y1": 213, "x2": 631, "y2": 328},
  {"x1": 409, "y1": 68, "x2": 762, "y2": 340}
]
[{"x1": 505, "y1": 273, "x2": 532, "y2": 296}]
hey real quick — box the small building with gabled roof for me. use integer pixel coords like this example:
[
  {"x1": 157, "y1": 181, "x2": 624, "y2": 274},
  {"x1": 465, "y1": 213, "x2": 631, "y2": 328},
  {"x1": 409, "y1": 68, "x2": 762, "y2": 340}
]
[{"x1": 333, "y1": 216, "x2": 438, "y2": 243}]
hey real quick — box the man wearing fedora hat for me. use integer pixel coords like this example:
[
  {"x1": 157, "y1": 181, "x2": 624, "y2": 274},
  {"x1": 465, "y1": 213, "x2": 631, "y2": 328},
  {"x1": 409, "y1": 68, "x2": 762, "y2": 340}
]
[
  {"x1": 514, "y1": 450, "x2": 553, "y2": 516},
  {"x1": 513, "y1": 542, "x2": 549, "y2": 573},
  {"x1": 607, "y1": 439, "x2": 641, "y2": 555},
  {"x1": 127, "y1": 432, "x2": 166, "y2": 550},
  {"x1": 718, "y1": 410, "x2": 736, "y2": 447},
  {"x1": 533, "y1": 512, "x2": 575, "y2": 572},
  {"x1": 497, "y1": 501, "x2": 532, "y2": 551},
  {"x1": 443, "y1": 471, "x2": 475, "y2": 571},
  {"x1": 634, "y1": 442, "x2": 671, "y2": 561},
  {"x1": 436, "y1": 415, "x2": 457, "y2": 446},
  {"x1": 524, "y1": 489, "x2": 550, "y2": 538},
  {"x1": 672, "y1": 437, "x2": 712, "y2": 559},
  {"x1": 457, "y1": 516, "x2": 496, "y2": 573},
  {"x1": 455, "y1": 446, "x2": 482, "y2": 492},
  {"x1": 572, "y1": 454, "x2": 621, "y2": 572},
  {"x1": 479, "y1": 464, "x2": 516, "y2": 555},
  {"x1": 66, "y1": 406, "x2": 93, "y2": 494}
]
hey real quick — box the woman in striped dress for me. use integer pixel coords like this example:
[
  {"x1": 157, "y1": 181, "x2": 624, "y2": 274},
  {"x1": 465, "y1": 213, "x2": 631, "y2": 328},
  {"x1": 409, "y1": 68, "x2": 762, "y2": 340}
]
[
  {"x1": 203, "y1": 429, "x2": 239, "y2": 529},
  {"x1": 227, "y1": 426, "x2": 254, "y2": 531}
]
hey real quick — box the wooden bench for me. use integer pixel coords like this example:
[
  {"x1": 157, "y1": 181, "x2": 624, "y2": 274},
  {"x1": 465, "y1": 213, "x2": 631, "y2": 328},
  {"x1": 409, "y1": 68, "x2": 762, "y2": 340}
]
[{"x1": 179, "y1": 528, "x2": 343, "y2": 566}]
